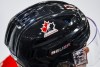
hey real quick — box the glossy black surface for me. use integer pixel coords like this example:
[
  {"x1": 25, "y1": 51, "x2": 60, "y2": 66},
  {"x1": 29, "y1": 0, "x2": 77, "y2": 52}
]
[{"x1": 5, "y1": 1, "x2": 90, "y2": 67}]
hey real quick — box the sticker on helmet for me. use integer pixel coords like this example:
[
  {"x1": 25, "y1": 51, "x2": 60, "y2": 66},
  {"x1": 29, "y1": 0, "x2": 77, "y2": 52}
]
[
  {"x1": 64, "y1": 4, "x2": 76, "y2": 10},
  {"x1": 73, "y1": 48, "x2": 88, "y2": 66},
  {"x1": 41, "y1": 21, "x2": 58, "y2": 38}
]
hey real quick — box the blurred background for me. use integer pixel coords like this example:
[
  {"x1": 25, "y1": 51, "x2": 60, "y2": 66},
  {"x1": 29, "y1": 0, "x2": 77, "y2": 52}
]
[{"x1": 0, "y1": 0, "x2": 100, "y2": 67}]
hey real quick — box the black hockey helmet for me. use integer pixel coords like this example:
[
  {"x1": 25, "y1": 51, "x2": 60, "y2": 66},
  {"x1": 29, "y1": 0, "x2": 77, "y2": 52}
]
[{"x1": 5, "y1": 1, "x2": 90, "y2": 67}]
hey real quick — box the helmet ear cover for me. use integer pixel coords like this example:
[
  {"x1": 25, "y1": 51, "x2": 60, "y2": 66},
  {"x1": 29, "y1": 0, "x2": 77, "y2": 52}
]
[{"x1": 5, "y1": 1, "x2": 90, "y2": 67}]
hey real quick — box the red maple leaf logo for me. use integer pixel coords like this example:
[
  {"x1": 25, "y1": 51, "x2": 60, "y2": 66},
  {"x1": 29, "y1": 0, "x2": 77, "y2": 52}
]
[{"x1": 41, "y1": 21, "x2": 49, "y2": 33}]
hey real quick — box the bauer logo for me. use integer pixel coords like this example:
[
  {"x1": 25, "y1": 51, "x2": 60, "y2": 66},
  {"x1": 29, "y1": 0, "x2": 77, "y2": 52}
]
[
  {"x1": 41, "y1": 21, "x2": 58, "y2": 38},
  {"x1": 51, "y1": 43, "x2": 71, "y2": 55}
]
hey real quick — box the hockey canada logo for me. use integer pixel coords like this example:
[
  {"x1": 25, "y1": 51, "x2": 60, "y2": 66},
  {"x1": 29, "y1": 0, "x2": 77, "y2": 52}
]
[{"x1": 41, "y1": 21, "x2": 58, "y2": 38}]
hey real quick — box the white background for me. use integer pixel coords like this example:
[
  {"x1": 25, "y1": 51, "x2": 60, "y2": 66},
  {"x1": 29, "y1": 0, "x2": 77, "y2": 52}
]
[{"x1": 0, "y1": 0, "x2": 100, "y2": 67}]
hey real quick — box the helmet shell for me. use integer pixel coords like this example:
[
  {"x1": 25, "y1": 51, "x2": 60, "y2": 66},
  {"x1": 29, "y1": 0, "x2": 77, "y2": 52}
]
[{"x1": 5, "y1": 1, "x2": 90, "y2": 67}]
